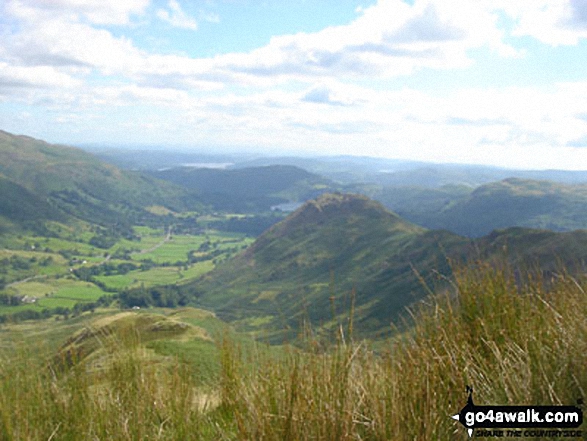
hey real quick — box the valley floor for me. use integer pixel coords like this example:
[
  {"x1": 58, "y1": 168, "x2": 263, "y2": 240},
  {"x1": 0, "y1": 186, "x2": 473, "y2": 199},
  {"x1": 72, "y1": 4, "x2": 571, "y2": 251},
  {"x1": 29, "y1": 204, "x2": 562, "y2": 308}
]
[{"x1": 0, "y1": 222, "x2": 252, "y2": 321}]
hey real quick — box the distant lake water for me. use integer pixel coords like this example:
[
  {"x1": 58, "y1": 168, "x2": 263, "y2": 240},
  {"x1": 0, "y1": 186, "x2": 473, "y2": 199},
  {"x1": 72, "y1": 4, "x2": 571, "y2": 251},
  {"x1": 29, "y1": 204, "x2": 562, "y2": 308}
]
[
  {"x1": 181, "y1": 163, "x2": 233, "y2": 169},
  {"x1": 271, "y1": 202, "x2": 303, "y2": 212}
]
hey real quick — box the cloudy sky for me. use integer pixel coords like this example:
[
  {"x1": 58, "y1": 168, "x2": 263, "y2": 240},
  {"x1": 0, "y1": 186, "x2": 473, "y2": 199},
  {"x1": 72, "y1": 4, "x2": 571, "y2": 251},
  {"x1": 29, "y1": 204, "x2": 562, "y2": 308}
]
[{"x1": 1, "y1": 0, "x2": 587, "y2": 169}]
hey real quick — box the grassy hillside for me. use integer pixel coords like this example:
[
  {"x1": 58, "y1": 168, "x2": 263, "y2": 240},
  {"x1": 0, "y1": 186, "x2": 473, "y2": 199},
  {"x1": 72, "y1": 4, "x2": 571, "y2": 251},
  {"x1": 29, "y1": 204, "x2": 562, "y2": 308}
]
[
  {"x1": 377, "y1": 178, "x2": 587, "y2": 237},
  {"x1": 374, "y1": 184, "x2": 473, "y2": 227},
  {"x1": 150, "y1": 165, "x2": 335, "y2": 212},
  {"x1": 439, "y1": 178, "x2": 587, "y2": 236},
  {"x1": 0, "y1": 130, "x2": 202, "y2": 230},
  {"x1": 0, "y1": 264, "x2": 585, "y2": 439},
  {"x1": 0, "y1": 175, "x2": 67, "y2": 231},
  {"x1": 0, "y1": 307, "x2": 232, "y2": 439},
  {"x1": 195, "y1": 193, "x2": 453, "y2": 339},
  {"x1": 193, "y1": 193, "x2": 587, "y2": 341}
]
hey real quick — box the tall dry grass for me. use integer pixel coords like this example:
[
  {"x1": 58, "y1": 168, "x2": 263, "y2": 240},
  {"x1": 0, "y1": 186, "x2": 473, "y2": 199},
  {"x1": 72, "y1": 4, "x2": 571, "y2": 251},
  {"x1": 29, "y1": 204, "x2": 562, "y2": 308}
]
[
  {"x1": 0, "y1": 262, "x2": 585, "y2": 439},
  {"x1": 0, "y1": 330, "x2": 214, "y2": 440},
  {"x1": 217, "y1": 262, "x2": 587, "y2": 440}
]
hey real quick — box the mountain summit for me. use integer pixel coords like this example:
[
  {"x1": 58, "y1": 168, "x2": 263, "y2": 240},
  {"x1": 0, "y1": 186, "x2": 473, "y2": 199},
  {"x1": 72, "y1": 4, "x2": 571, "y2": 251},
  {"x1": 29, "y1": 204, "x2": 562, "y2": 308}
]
[
  {"x1": 195, "y1": 191, "x2": 587, "y2": 341},
  {"x1": 196, "y1": 193, "x2": 450, "y2": 340},
  {"x1": 249, "y1": 192, "x2": 421, "y2": 254}
]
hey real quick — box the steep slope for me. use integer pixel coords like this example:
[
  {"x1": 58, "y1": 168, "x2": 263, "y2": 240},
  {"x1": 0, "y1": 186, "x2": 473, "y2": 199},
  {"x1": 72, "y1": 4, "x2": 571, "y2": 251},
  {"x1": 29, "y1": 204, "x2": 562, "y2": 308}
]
[
  {"x1": 150, "y1": 165, "x2": 336, "y2": 211},
  {"x1": 195, "y1": 193, "x2": 465, "y2": 339},
  {"x1": 0, "y1": 130, "x2": 201, "y2": 229},
  {"x1": 0, "y1": 175, "x2": 66, "y2": 229},
  {"x1": 195, "y1": 193, "x2": 587, "y2": 340}
]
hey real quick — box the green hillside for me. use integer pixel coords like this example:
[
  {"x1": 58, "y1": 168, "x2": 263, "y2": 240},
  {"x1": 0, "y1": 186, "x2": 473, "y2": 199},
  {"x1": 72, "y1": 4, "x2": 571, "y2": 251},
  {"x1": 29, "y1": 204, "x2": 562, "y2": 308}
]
[
  {"x1": 377, "y1": 178, "x2": 587, "y2": 237},
  {"x1": 194, "y1": 194, "x2": 454, "y2": 339},
  {"x1": 442, "y1": 178, "x2": 587, "y2": 236},
  {"x1": 150, "y1": 165, "x2": 335, "y2": 211},
  {"x1": 193, "y1": 192, "x2": 587, "y2": 341},
  {"x1": 374, "y1": 184, "x2": 472, "y2": 227},
  {"x1": 1, "y1": 264, "x2": 585, "y2": 439},
  {"x1": 0, "y1": 130, "x2": 202, "y2": 230},
  {"x1": 0, "y1": 175, "x2": 66, "y2": 231}
]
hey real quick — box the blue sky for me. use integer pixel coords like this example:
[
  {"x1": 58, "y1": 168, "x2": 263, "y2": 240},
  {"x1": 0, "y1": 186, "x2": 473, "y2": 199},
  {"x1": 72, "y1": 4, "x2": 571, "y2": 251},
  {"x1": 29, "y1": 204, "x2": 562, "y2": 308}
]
[{"x1": 1, "y1": 0, "x2": 587, "y2": 169}]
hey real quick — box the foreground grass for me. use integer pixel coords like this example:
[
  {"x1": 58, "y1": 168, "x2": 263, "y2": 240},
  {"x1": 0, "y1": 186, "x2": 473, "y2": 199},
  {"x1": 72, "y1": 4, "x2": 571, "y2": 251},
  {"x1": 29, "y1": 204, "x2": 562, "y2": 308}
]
[
  {"x1": 216, "y1": 262, "x2": 586, "y2": 440},
  {"x1": 0, "y1": 263, "x2": 585, "y2": 439}
]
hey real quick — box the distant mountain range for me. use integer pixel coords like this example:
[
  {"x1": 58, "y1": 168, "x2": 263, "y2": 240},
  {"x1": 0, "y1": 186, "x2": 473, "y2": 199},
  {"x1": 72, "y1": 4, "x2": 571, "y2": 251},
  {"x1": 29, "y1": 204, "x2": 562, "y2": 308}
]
[
  {"x1": 95, "y1": 145, "x2": 587, "y2": 236},
  {"x1": 193, "y1": 193, "x2": 587, "y2": 340},
  {"x1": 149, "y1": 165, "x2": 336, "y2": 212},
  {"x1": 376, "y1": 178, "x2": 587, "y2": 236},
  {"x1": 107, "y1": 151, "x2": 587, "y2": 186},
  {"x1": 3, "y1": 130, "x2": 587, "y2": 339},
  {"x1": 4, "y1": 130, "x2": 587, "y2": 240}
]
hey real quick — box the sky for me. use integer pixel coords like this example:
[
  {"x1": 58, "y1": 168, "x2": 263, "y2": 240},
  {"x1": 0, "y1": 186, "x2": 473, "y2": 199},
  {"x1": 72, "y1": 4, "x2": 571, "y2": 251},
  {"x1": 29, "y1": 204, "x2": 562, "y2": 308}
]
[{"x1": 1, "y1": 0, "x2": 587, "y2": 170}]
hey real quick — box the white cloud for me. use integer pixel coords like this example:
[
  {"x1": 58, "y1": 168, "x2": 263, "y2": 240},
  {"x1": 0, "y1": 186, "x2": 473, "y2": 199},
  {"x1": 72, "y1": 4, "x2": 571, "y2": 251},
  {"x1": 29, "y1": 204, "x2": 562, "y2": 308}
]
[
  {"x1": 479, "y1": 0, "x2": 587, "y2": 46},
  {"x1": 210, "y1": 0, "x2": 516, "y2": 82},
  {"x1": 0, "y1": 62, "x2": 82, "y2": 94},
  {"x1": 7, "y1": 20, "x2": 143, "y2": 74},
  {"x1": 0, "y1": 0, "x2": 521, "y2": 92},
  {"x1": 156, "y1": 0, "x2": 198, "y2": 30},
  {"x1": 96, "y1": 84, "x2": 192, "y2": 107},
  {"x1": 6, "y1": 0, "x2": 148, "y2": 25},
  {"x1": 2, "y1": 0, "x2": 587, "y2": 169}
]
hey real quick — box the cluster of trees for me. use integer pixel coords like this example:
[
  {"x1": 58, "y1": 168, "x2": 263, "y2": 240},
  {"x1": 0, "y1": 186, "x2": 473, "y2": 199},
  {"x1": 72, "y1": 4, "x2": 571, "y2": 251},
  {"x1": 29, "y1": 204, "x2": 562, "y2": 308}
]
[
  {"x1": 58, "y1": 249, "x2": 82, "y2": 260},
  {"x1": 0, "y1": 255, "x2": 52, "y2": 272},
  {"x1": 88, "y1": 234, "x2": 118, "y2": 249},
  {"x1": 73, "y1": 262, "x2": 152, "y2": 293},
  {"x1": 0, "y1": 293, "x2": 22, "y2": 305},
  {"x1": 169, "y1": 218, "x2": 205, "y2": 236},
  {"x1": 0, "y1": 308, "x2": 53, "y2": 323},
  {"x1": 209, "y1": 214, "x2": 283, "y2": 236},
  {"x1": 88, "y1": 224, "x2": 140, "y2": 249},
  {"x1": 0, "y1": 295, "x2": 112, "y2": 324},
  {"x1": 118, "y1": 285, "x2": 193, "y2": 309},
  {"x1": 74, "y1": 262, "x2": 141, "y2": 281}
]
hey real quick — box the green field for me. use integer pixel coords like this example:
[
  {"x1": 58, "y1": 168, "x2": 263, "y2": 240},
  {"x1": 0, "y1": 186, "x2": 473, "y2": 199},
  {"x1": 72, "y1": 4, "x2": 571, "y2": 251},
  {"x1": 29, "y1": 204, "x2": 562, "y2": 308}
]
[
  {"x1": 131, "y1": 236, "x2": 207, "y2": 263},
  {"x1": 95, "y1": 261, "x2": 215, "y2": 290},
  {"x1": 130, "y1": 232, "x2": 251, "y2": 264},
  {"x1": 180, "y1": 260, "x2": 215, "y2": 280},
  {"x1": 0, "y1": 226, "x2": 251, "y2": 319},
  {"x1": 8, "y1": 278, "x2": 101, "y2": 297}
]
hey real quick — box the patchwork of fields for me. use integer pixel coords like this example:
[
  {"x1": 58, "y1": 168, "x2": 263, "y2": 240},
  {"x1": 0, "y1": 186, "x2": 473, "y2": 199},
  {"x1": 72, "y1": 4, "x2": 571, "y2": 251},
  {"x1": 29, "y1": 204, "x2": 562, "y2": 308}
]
[{"x1": 0, "y1": 223, "x2": 253, "y2": 318}]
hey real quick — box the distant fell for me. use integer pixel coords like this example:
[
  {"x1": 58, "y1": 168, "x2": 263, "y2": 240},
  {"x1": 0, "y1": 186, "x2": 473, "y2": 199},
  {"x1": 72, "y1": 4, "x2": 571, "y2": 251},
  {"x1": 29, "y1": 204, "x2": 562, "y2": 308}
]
[
  {"x1": 390, "y1": 178, "x2": 587, "y2": 237},
  {"x1": 0, "y1": 130, "x2": 201, "y2": 230},
  {"x1": 249, "y1": 193, "x2": 419, "y2": 251},
  {"x1": 150, "y1": 165, "x2": 335, "y2": 211},
  {"x1": 195, "y1": 192, "x2": 587, "y2": 340},
  {"x1": 195, "y1": 193, "x2": 452, "y2": 340}
]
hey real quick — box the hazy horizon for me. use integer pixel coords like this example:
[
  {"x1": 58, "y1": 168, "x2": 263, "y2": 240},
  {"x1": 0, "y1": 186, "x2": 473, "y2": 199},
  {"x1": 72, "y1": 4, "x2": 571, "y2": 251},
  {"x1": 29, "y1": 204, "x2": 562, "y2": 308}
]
[{"x1": 2, "y1": 0, "x2": 587, "y2": 170}]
